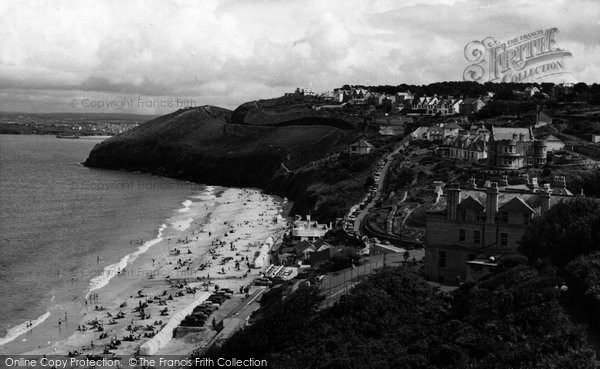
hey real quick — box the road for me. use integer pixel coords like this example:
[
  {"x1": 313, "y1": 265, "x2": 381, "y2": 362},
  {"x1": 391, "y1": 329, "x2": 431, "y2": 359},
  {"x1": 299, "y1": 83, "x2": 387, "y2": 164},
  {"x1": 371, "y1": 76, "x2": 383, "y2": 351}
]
[
  {"x1": 319, "y1": 251, "x2": 423, "y2": 307},
  {"x1": 352, "y1": 136, "x2": 410, "y2": 234}
]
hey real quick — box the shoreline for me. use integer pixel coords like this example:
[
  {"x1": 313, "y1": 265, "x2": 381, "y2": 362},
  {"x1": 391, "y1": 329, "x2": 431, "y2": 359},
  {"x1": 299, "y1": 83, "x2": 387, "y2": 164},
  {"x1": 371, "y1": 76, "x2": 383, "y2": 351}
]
[{"x1": 2, "y1": 185, "x2": 287, "y2": 356}]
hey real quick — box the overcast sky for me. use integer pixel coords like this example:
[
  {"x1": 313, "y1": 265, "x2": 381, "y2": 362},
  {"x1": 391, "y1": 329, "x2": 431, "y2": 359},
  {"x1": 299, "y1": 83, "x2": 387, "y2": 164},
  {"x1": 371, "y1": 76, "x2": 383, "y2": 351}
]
[{"x1": 1, "y1": 0, "x2": 599, "y2": 114}]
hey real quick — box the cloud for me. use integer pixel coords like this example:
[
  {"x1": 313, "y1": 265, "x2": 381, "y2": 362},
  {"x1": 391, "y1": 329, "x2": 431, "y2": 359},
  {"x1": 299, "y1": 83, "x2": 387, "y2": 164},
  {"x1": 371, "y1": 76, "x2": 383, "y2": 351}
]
[{"x1": 0, "y1": 0, "x2": 598, "y2": 114}]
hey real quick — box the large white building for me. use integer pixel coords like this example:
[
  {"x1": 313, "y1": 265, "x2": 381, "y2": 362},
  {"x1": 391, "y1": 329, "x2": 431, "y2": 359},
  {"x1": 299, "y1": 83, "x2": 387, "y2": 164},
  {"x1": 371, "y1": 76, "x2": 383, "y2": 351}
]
[{"x1": 291, "y1": 215, "x2": 330, "y2": 242}]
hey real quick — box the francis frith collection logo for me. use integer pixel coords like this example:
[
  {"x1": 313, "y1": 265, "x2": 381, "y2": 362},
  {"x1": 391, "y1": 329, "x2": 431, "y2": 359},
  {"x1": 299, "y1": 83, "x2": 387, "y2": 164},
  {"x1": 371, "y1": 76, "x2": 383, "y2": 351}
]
[{"x1": 463, "y1": 28, "x2": 573, "y2": 83}]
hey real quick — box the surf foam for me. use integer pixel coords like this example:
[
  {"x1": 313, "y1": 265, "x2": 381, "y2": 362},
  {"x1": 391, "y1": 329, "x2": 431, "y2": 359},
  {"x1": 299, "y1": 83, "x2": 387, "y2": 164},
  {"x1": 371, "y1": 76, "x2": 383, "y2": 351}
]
[
  {"x1": 0, "y1": 311, "x2": 51, "y2": 346},
  {"x1": 86, "y1": 224, "x2": 167, "y2": 298}
]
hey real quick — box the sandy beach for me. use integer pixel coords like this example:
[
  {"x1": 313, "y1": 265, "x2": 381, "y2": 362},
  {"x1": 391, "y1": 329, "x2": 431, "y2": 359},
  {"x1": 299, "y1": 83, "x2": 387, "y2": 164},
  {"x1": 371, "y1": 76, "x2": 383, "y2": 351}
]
[{"x1": 17, "y1": 186, "x2": 288, "y2": 356}]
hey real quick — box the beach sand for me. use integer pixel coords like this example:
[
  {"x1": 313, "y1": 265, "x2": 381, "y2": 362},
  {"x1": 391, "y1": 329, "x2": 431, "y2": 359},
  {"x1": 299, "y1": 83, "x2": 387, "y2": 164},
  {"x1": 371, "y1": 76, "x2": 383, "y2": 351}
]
[{"x1": 20, "y1": 186, "x2": 288, "y2": 356}]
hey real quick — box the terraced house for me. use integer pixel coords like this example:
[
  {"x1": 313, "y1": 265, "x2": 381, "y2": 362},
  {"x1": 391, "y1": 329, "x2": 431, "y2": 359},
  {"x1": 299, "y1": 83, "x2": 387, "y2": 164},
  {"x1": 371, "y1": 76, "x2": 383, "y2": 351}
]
[
  {"x1": 424, "y1": 176, "x2": 573, "y2": 284},
  {"x1": 439, "y1": 132, "x2": 489, "y2": 161}
]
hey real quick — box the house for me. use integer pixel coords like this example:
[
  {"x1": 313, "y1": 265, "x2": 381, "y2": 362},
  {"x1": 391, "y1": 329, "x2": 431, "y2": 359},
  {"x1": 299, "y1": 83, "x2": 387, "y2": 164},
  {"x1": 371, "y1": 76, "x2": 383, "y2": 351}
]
[
  {"x1": 458, "y1": 98, "x2": 476, "y2": 115},
  {"x1": 410, "y1": 126, "x2": 431, "y2": 141},
  {"x1": 542, "y1": 135, "x2": 565, "y2": 152},
  {"x1": 439, "y1": 132, "x2": 489, "y2": 161},
  {"x1": 488, "y1": 126, "x2": 547, "y2": 169},
  {"x1": 525, "y1": 86, "x2": 541, "y2": 96},
  {"x1": 349, "y1": 139, "x2": 374, "y2": 155},
  {"x1": 469, "y1": 124, "x2": 490, "y2": 136},
  {"x1": 410, "y1": 123, "x2": 460, "y2": 142},
  {"x1": 430, "y1": 123, "x2": 460, "y2": 142},
  {"x1": 411, "y1": 96, "x2": 456, "y2": 116},
  {"x1": 321, "y1": 91, "x2": 335, "y2": 102},
  {"x1": 591, "y1": 134, "x2": 600, "y2": 144},
  {"x1": 379, "y1": 125, "x2": 404, "y2": 136},
  {"x1": 396, "y1": 92, "x2": 413, "y2": 102},
  {"x1": 425, "y1": 178, "x2": 573, "y2": 284},
  {"x1": 452, "y1": 99, "x2": 463, "y2": 114},
  {"x1": 308, "y1": 241, "x2": 344, "y2": 266},
  {"x1": 294, "y1": 240, "x2": 316, "y2": 260},
  {"x1": 472, "y1": 97, "x2": 487, "y2": 112},
  {"x1": 452, "y1": 98, "x2": 482, "y2": 115}
]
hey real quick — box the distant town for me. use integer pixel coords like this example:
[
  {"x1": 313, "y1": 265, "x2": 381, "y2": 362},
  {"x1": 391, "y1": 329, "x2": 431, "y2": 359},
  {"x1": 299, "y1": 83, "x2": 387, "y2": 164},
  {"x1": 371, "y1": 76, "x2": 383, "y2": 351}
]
[{"x1": 0, "y1": 112, "x2": 155, "y2": 136}]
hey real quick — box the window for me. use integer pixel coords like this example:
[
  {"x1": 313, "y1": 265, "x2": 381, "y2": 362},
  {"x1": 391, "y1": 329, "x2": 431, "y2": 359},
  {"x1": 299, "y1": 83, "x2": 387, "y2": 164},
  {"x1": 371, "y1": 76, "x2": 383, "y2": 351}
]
[
  {"x1": 523, "y1": 213, "x2": 531, "y2": 225},
  {"x1": 500, "y1": 233, "x2": 508, "y2": 246},
  {"x1": 474, "y1": 230, "x2": 481, "y2": 244},
  {"x1": 457, "y1": 208, "x2": 466, "y2": 221},
  {"x1": 459, "y1": 229, "x2": 465, "y2": 241},
  {"x1": 438, "y1": 251, "x2": 446, "y2": 268},
  {"x1": 476, "y1": 211, "x2": 484, "y2": 222},
  {"x1": 499, "y1": 212, "x2": 508, "y2": 224}
]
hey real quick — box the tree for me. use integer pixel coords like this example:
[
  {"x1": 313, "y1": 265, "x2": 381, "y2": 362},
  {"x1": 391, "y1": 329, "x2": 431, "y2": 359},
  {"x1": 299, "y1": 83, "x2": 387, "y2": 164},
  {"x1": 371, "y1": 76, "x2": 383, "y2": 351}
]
[
  {"x1": 564, "y1": 252, "x2": 600, "y2": 328},
  {"x1": 520, "y1": 197, "x2": 600, "y2": 267},
  {"x1": 574, "y1": 82, "x2": 589, "y2": 95},
  {"x1": 203, "y1": 266, "x2": 598, "y2": 369}
]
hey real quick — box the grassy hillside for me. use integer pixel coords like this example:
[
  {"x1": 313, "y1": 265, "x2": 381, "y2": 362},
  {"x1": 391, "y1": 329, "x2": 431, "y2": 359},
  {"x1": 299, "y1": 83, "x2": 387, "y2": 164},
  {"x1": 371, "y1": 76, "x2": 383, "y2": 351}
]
[
  {"x1": 84, "y1": 102, "x2": 381, "y2": 222},
  {"x1": 231, "y1": 95, "x2": 362, "y2": 129}
]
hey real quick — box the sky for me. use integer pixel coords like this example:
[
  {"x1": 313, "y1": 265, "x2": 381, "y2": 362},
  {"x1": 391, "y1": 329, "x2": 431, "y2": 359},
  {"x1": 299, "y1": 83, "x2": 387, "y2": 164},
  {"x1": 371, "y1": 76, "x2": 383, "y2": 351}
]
[{"x1": 1, "y1": 0, "x2": 599, "y2": 114}]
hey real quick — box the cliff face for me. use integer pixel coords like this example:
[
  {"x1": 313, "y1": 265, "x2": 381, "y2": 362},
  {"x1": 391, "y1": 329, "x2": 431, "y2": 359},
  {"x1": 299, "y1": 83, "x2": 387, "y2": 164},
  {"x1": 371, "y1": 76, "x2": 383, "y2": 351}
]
[{"x1": 84, "y1": 104, "x2": 365, "y2": 218}]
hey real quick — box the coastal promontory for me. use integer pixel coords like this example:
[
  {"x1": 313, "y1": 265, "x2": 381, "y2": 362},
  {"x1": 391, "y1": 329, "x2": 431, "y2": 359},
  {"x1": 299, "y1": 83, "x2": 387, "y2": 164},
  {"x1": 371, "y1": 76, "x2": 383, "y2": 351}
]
[{"x1": 84, "y1": 96, "x2": 380, "y2": 221}]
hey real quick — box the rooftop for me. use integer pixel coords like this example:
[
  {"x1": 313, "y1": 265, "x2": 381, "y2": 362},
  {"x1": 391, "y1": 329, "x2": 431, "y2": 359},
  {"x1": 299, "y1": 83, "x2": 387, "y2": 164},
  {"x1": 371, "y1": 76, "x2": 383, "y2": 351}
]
[
  {"x1": 491, "y1": 126, "x2": 533, "y2": 141},
  {"x1": 427, "y1": 181, "x2": 573, "y2": 217}
]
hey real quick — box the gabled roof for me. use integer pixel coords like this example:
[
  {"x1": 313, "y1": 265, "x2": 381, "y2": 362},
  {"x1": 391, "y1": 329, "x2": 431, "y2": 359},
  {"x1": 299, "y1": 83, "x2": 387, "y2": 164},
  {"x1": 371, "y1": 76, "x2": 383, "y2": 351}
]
[
  {"x1": 426, "y1": 186, "x2": 573, "y2": 216},
  {"x1": 350, "y1": 139, "x2": 373, "y2": 148},
  {"x1": 498, "y1": 196, "x2": 535, "y2": 213},
  {"x1": 544, "y1": 135, "x2": 562, "y2": 142},
  {"x1": 458, "y1": 196, "x2": 484, "y2": 210},
  {"x1": 295, "y1": 240, "x2": 314, "y2": 253},
  {"x1": 312, "y1": 239, "x2": 331, "y2": 250}
]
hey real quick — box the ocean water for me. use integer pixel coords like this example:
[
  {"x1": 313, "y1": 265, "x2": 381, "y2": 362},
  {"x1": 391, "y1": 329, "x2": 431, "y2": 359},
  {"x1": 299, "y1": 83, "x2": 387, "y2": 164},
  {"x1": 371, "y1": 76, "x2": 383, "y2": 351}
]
[{"x1": 0, "y1": 134, "x2": 203, "y2": 351}]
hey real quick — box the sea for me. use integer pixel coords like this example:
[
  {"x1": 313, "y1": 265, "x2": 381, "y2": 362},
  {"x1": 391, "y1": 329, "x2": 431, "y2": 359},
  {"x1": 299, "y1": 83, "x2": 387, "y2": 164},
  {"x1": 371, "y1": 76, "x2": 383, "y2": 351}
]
[{"x1": 0, "y1": 134, "x2": 205, "y2": 353}]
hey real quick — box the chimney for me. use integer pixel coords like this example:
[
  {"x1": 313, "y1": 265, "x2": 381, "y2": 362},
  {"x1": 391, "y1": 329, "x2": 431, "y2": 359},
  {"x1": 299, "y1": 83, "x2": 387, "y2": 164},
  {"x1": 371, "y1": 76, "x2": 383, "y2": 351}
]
[
  {"x1": 486, "y1": 182, "x2": 499, "y2": 224},
  {"x1": 531, "y1": 177, "x2": 538, "y2": 188},
  {"x1": 500, "y1": 175, "x2": 509, "y2": 187},
  {"x1": 541, "y1": 187, "x2": 553, "y2": 214},
  {"x1": 519, "y1": 173, "x2": 530, "y2": 185},
  {"x1": 446, "y1": 184, "x2": 461, "y2": 220}
]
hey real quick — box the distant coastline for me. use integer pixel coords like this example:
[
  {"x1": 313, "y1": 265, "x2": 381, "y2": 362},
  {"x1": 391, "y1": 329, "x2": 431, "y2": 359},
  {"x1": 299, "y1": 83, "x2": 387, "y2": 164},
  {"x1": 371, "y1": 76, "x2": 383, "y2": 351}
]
[{"x1": 0, "y1": 111, "x2": 156, "y2": 137}]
